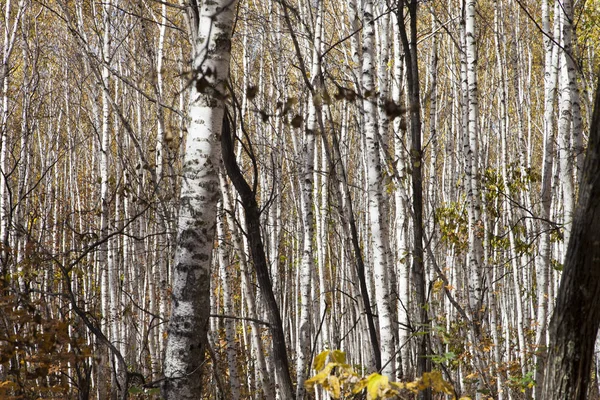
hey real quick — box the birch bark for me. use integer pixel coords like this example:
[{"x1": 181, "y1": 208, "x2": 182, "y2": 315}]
[
  {"x1": 557, "y1": 0, "x2": 577, "y2": 249},
  {"x1": 0, "y1": 0, "x2": 26, "y2": 269},
  {"x1": 216, "y1": 201, "x2": 241, "y2": 400},
  {"x1": 464, "y1": 0, "x2": 484, "y2": 327},
  {"x1": 98, "y1": 1, "x2": 114, "y2": 396},
  {"x1": 363, "y1": 0, "x2": 396, "y2": 377},
  {"x1": 392, "y1": 16, "x2": 411, "y2": 380},
  {"x1": 162, "y1": 0, "x2": 237, "y2": 398},
  {"x1": 296, "y1": 2, "x2": 323, "y2": 395},
  {"x1": 535, "y1": 0, "x2": 560, "y2": 392}
]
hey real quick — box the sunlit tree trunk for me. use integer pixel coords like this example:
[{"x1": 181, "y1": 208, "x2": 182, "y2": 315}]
[
  {"x1": 296, "y1": 1, "x2": 322, "y2": 396},
  {"x1": 392, "y1": 15, "x2": 411, "y2": 380},
  {"x1": 162, "y1": 0, "x2": 238, "y2": 398},
  {"x1": 493, "y1": 3, "x2": 508, "y2": 396},
  {"x1": 557, "y1": 0, "x2": 577, "y2": 250},
  {"x1": 464, "y1": 0, "x2": 484, "y2": 328},
  {"x1": 315, "y1": 138, "x2": 330, "y2": 350},
  {"x1": 535, "y1": 0, "x2": 560, "y2": 394},
  {"x1": 363, "y1": 0, "x2": 396, "y2": 377},
  {"x1": 98, "y1": 1, "x2": 113, "y2": 396},
  {"x1": 0, "y1": 0, "x2": 26, "y2": 273}
]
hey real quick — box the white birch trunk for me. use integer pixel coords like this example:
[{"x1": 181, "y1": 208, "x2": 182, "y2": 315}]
[
  {"x1": 97, "y1": 1, "x2": 114, "y2": 396},
  {"x1": 464, "y1": 0, "x2": 484, "y2": 324},
  {"x1": 316, "y1": 139, "x2": 330, "y2": 349},
  {"x1": 162, "y1": 0, "x2": 237, "y2": 398},
  {"x1": 0, "y1": 0, "x2": 25, "y2": 259},
  {"x1": 557, "y1": 0, "x2": 576, "y2": 249},
  {"x1": 392, "y1": 17, "x2": 410, "y2": 379},
  {"x1": 363, "y1": 0, "x2": 395, "y2": 377},
  {"x1": 296, "y1": 2, "x2": 323, "y2": 396},
  {"x1": 535, "y1": 1, "x2": 560, "y2": 393}
]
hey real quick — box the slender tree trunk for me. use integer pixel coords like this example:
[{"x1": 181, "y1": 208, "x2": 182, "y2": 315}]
[
  {"x1": 296, "y1": 2, "x2": 323, "y2": 395},
  {"x1": 397, "y1": 0, "x2": 429, "y2": 393},
  {"x1": 216, "y1": 200, "x2": 241, "y2": 400},
  {"x1": 98, "y1": 1, "x2": 114, "y2": 396},
  {"x1": 464, "y1": 0, "x2": 484, "y2": 327},
  {"x1": 392, "y1": 15, "x2": 411, "y2": 380},
  {"x1": 535, "y1": 0, "x2": 560, "y2": 394},
  {"x1": 363, "y1": 0, "x2": 396, "y2": 377},
  {"x1": 0, "y1": 0, "x2": 26, "y2": 274}
]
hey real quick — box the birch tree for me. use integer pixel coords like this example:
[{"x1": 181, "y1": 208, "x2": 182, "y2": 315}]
[
  {"x1": 296, "y1": 2, "x2": 323, "y2": 396},
  {"x1": 162, "y1": 0, "x2": 238, "y2": 398},
  {"x1": 362, "y1": 0, "x2": 396, "y2": 377},
  {"x1": 463, "y1": 0, "x2": 484, "y2": 329}
]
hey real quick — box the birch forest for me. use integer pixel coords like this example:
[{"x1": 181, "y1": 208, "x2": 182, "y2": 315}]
[{"x1": 2, "y1": 0, "x2": 600, "y2": 399}]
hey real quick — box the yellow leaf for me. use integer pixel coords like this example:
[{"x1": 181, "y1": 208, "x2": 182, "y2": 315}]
[
  {"x1": 327, "y1": 375, "x2": 341, "y2": 399},
  {"x1": 352, "y1": 377, "x2": 369, "y2": 394},
  {"x1": 305, "y1": 364, "x2": 334, "y2": 392},
  {"x1": 422, "y1": 371, "x2": 453, "y2": 394},
  {"x1": 366, "y1": 373, "x2": 388, "y2": 399},
  {"x1": 433, "y1": 279, "x2": 444, "y2": 294},
  {"x1": 389, "y1": 381, "x2": 408, "y2": 391},
  {"x1": 313, "y1": 350, "x2": 330, "y2": 371},
  {"x1": 330, "y1": 350, "x2": 346, "y2": 364}
]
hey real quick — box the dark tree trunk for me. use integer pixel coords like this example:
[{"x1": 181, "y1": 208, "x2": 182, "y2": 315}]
[
  {"x1": 221, "y1": 111, "x2": 295, "y2": 400},
  {"x1": 397, "y1": 0, "x2": 430, "y2": 396},
  {"x1": 541, "y1": 76, "x2": 600, "y2": 399}
]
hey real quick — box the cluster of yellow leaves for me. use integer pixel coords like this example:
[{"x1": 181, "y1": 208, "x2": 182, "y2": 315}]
[{"x1": 305, "y1": 350, "x2": 472, "y2": 400}]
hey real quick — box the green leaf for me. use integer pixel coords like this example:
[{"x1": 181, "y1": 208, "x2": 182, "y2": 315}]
[{"x1": 128, "y1": 386, "x2": 143, "y2": 394}]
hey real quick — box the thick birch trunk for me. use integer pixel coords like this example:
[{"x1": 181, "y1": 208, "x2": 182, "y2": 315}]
[{"x1": 162, "y1": 1, "x2": 237, "y2": 398}]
